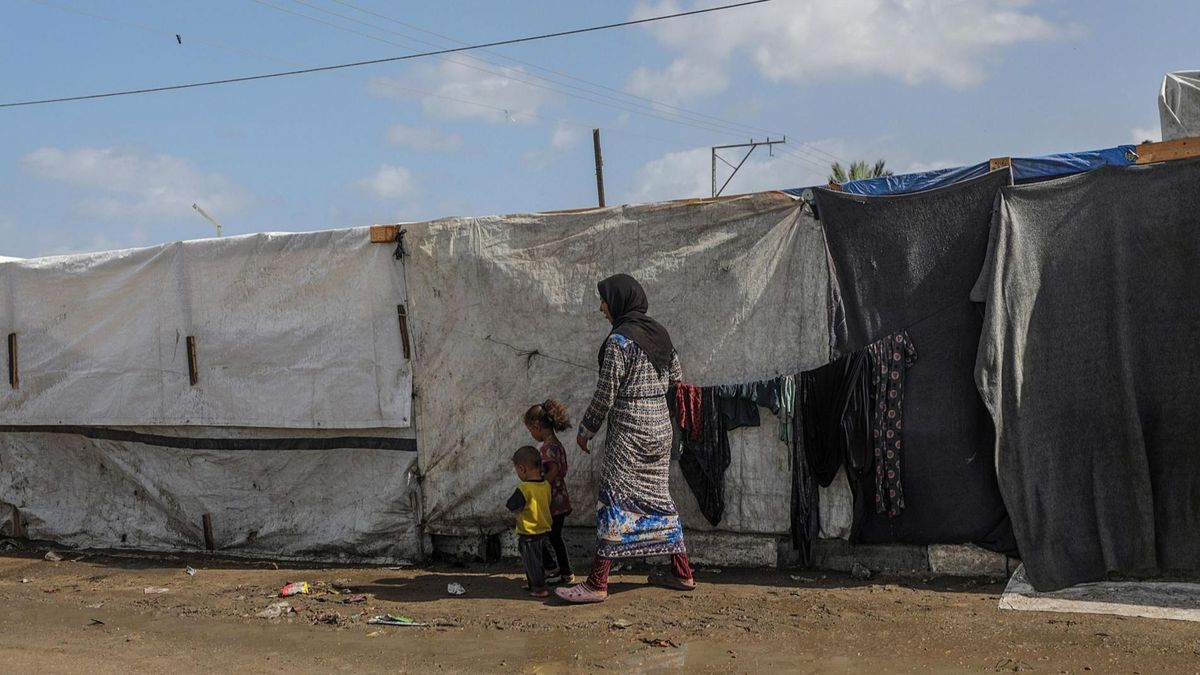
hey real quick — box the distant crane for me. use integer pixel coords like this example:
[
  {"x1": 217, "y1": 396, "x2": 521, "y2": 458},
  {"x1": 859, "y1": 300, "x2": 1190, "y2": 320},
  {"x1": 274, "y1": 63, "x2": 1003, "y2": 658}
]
[{"x1": 192, "y1": 203, "x2": 224, "y2": 238}]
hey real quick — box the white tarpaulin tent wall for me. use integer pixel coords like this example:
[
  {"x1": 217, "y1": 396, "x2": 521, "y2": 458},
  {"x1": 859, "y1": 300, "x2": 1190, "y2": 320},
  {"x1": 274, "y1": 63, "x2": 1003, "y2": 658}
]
[
  {"x1": 403, "y1": 193, "x2": 830, "y2": 543},
  {"x1": 1160, "y1": 71, "x2": 1200, "y2": 141},
  {"x1": 0, "y1": 229, "x2": 419, "y2": 561}
]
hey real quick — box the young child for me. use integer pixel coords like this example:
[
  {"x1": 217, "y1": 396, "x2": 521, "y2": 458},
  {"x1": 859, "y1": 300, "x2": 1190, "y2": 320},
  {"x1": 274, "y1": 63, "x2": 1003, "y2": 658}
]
[
  {"x1": 523, "y1": 400, "x2": 575, "y2": 584},
  {"x1": 506, "y1": 445, "x2": 553, "y2": 597}
]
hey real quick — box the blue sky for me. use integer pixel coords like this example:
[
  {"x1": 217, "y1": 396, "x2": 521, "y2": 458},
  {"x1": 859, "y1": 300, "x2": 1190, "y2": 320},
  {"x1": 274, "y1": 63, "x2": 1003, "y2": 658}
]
[{"x1": 1, "y1": 0, "x2": 1195, "y2": 257}]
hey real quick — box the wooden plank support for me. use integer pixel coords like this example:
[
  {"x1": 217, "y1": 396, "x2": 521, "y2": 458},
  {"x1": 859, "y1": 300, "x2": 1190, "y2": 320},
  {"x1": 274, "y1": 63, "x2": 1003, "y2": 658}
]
[
  {"x1": 1134, "y1": 136, "x2": 1200, "y2": 164},
  {"x1": 826, "y1": 180, "x2": 845, "y2": 193},
  {"x1": 989, "y1": 156, "x2": 1012, "y2": 171},
  {"x1": 202, "y1": 513, "x2": 215, "y2": 551},
  {"x1": 186, "y1": 336, "x2": 199, "y2": 386},
  {"x1": 370, "y1": 224, "x2": 403, "y2": 243},
  {"x1": 6, "y1": 333, "x2": 16, "y2": 389},
  {"x1": 10, "y1": 505, "x2": 25, "y2": 539},
  {"x1": 397, "y1": 305, "x2": 412, "y2": 360}
]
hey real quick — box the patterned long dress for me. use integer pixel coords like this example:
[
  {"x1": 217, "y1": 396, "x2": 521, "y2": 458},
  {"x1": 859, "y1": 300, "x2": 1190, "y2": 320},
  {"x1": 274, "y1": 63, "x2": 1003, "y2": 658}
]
[{"x1": 579, "y1": 334, "x2": 686, "y2": 559}]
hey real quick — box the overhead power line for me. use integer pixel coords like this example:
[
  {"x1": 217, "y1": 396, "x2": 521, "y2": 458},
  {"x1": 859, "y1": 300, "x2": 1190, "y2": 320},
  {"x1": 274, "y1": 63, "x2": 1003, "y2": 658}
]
[{"x1": 0, "y1": 0, "x2": 771, "y2": 109}]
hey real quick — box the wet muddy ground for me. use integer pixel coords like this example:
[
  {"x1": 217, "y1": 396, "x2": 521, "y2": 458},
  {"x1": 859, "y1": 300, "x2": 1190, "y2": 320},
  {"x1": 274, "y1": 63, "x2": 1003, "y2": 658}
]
[{"x1": 2, "y1": 549, "x2": 1198, "y2": 674}]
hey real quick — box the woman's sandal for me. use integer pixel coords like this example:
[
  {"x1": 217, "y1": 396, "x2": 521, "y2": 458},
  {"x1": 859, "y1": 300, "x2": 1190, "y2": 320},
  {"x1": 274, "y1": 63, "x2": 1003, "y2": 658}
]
[
  {"x1": 554, "y1": 583, "x2": 608, "y2": 604},
  {"x1": 648, "y1": 569, "x2": 697, "y2": 591}
]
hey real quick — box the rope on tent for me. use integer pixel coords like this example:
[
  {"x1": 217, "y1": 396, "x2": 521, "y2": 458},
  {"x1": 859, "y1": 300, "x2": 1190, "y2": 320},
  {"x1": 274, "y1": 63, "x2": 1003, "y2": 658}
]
[{"x1": 393, "y1": 228, "x2": 408, "y2": 260}]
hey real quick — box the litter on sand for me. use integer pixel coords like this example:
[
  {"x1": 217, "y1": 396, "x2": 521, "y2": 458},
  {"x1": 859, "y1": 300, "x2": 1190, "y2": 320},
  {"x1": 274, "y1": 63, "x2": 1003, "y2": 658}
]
[
  {"x1": 143, "y1": 587, "x2": 170, "y2": 594},
  {"x1": 88, "y1": 619, "x2": 105, "y2": 626},
  {"x1": 387, "y1": 560, "x2": 415, "y2": 570},
  {"x1": 44, "y1": 551, "x2": 62, "y2": 562},
  {"x1": 611, "y1": 619, "x2": 633, "y2": 629},
  {"x1": 279, "y1": 581, "x2": 311, "y2": 597},
  {"x1": 447, "y1": 583, "x2": 466, "y2": 596},
  {"x1": 87, "y1": 602, "x2": 104, "y2": 609},
  {"x1": 368, "y1": 614, "x2": 428, "y2": 627},
  {"x1": 185, "y1": 566, "x2": 197, "y2": 577},
  {"x1": 643, "y1": 638, "x2": 680, "y2": 649},
  {"x1": 344, "y1": 594, "x2": 367, "y2": 604},
  {"x1": 256, "y1": 601, "x2": 292, "y2": 619}
]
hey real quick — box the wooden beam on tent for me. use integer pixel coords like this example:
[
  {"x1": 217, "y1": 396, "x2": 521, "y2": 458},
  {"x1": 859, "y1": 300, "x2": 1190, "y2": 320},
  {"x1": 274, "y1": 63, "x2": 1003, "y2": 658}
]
[
  {"x1": 397, "y1": 305, "x2": 411, "y2": 360},
  {"x1": 6, "y1": 333, "x2": 16, "y2": 389},
  {"x1": 370, "y1": 225, "x2": 402, "y2": 243},
  {"x1": 10, "y1": 505, "x2": 25, "y2": 539},
  {"x1": 989, "y1": 156, "x2": 1012, "y2": 171},
  {"x1": 202, "y1": 513, "x2": 215, "y2": 551},
  {"x1": 825, "y1": 181, "x2": 845, "y2": 192},
  {"x1": 1134, "y1": 136, "x2": 1200, "y2": 164},
  {"x1": 186, "y1": 336, "x2": 199, "y2": 386}
]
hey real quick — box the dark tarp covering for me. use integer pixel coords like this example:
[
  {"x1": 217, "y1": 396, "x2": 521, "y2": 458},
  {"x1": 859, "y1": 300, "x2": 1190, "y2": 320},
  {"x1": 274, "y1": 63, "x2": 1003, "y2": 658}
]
[
  {"x1": 973, "y1": 159, "x2": 1200, "y2": 591},
  {"x1": 815, "y1": 171, "x2": 1015, "y2": 552},
  {"x1": 782, "y1": 146, "x2": 1136, "y2": 197}
]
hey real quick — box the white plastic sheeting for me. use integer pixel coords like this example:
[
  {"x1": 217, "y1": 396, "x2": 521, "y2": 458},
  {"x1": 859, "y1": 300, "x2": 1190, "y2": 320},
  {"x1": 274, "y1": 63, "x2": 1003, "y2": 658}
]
[
  {"x1": 1159, "y1": 71, "x2": 1200, "y2": 141},
  {"x1": 404, "y1": 194, "x2": 830, "y2": 535},
  {"x1": 0, "y1": 228, "x2": 411, "y2": 428},
  {"x1": 1000, "y1": 565, "x2": 1200, "y2": 623},
  {"x1": 0, "y1": 427, "x2": 421, "y2": 560}
]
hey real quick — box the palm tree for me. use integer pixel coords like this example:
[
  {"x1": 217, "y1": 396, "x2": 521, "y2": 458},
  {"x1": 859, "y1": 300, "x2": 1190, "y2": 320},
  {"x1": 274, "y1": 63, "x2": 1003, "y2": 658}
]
[{"x1": 829, "y1": 160, "x2": 892, "y2": 184}]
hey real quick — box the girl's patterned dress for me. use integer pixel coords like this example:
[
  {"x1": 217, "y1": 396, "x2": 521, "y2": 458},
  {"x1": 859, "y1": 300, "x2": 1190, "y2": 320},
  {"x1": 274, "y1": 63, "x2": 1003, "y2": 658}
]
[{"x1": 579, "y1": 334, "x2": 686, "y2": 559}]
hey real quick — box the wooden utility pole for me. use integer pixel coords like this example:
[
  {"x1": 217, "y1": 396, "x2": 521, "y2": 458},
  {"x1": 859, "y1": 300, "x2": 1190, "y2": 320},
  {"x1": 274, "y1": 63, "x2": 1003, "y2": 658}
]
[{"x1": 593, "y1": 128, "x2": 606, "y2": 208}]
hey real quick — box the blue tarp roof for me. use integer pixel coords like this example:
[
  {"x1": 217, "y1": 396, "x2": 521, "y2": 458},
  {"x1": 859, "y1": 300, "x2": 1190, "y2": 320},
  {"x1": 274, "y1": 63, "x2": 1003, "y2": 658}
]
[{"x1": 782, "y1": 145, "x2": 1138, "y2": 197}]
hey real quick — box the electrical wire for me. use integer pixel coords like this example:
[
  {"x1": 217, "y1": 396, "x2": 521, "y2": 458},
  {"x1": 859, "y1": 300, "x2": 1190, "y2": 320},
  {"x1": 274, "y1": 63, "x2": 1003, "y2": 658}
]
[
  {"x1": 0, "y1": 0, "x2": 772, "y2": 109},
  {"x1": 249, "y1": 0, "x2": 831, "y2": 175}
]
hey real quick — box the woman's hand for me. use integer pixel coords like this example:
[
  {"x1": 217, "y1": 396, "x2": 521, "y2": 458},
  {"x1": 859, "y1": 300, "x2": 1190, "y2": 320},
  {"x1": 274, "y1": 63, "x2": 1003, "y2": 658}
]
[{"x1": 576, "y1": 433, "x2": 590, "y2": 454}]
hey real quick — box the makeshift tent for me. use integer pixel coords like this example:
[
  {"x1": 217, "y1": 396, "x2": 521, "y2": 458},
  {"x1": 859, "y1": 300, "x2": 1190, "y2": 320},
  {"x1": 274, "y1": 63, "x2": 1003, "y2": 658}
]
[
  {"x1": 973, "y1": 158, "x2": 1200, "y2": 591},
  {"x1": 814, "y1": 172, "x2": 1015, "y2": 552},
  {"x1": 403, "y1": 193, "x2": 830, "y2": 538},
  {"x1": 1160, "y1": 71, "x2": 1200, "y2": 141},
  {"x1": 0, "y1": 229, "x2": 420, "y2": 561}
]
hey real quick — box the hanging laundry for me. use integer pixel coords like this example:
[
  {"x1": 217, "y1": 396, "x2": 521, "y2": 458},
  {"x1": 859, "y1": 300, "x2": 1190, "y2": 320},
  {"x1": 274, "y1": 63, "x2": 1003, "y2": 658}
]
[
  {"x1": 673, "y1": 383, "x2": 704, "y2": 442},
  {"x1": 865, "y1": 331, "x2": 917, "y2": 517},
  {"x1": 797, "y1": 353, "x2": 874, "y2": 541},
  {"x1": 715, "y1": 379, "x2": 779, "y2": 430},
  {"x1": 789, "y1": 400, "x2": 819, "y2": 565},
  {"x1": 679, "y1": 387, "x2": 731, "y2": 527},
  {"x1": 777, "y1": 374, "x2": 796, "y2": 445}
]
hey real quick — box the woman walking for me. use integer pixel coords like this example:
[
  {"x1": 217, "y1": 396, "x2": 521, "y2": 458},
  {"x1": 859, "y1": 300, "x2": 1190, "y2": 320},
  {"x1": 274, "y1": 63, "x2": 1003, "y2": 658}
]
[{"x1": 555, "y1": 274, "x2": 696, "y2": 604}]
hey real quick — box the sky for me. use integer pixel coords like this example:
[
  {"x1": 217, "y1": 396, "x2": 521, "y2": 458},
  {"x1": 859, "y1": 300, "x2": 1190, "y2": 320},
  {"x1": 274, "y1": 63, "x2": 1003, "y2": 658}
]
[{"x1": 1, "y1": 0, "x2": 1195, "y2": 258}]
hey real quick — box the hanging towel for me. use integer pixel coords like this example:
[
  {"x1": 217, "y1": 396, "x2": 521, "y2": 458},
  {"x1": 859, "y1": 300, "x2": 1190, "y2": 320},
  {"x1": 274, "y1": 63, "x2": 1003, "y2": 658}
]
[{"x1": 674, "y1": 382, "x2": 705, "y2": 442}]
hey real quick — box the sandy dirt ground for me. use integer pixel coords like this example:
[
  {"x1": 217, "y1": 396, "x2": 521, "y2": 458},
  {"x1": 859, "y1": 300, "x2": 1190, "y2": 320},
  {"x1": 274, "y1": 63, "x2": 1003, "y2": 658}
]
[{"x1": 2, "y1": 548, "x2": 1198, "y2": 674}]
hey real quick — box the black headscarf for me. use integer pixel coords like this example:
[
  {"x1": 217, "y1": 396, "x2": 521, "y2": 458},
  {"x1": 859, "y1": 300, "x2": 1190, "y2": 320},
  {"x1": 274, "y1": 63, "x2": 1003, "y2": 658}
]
[{"x1": 596, "y1": 274, "x2": 675, "y2": 373}]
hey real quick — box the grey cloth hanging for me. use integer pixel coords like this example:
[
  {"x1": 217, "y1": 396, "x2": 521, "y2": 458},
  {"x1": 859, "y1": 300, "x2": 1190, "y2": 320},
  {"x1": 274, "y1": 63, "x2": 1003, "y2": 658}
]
[{"x1": 974, "y1": 159, "x2": 1200, "y2": 591}]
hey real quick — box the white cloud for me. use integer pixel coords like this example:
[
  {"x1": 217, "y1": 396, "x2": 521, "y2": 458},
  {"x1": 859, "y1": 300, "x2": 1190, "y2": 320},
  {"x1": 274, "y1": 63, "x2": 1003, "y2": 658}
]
[
  {"x1": 1130, "y1": 126, "x2": 1160, "y2": 144},
  {"x1": 385, "y1": 123, "x2": 464, "y2": 153},
  {"x1": 367, "y1": 60, "x2": 556, "y2": 125},
  {"x1": 359, "y1": 164, "x2": 416, "y2": 200},
  {"x1": 628, "y1": 141, "x2": 840, "y2": 203},
  {"x1": 906, "y1": 159, "x2": 965, "y2": 173},
  {"x1": 20, "y1": 146, "x2": 250, "y2": 223},
  {"x1": 627, "y1": 0, "x2": 1065, "y2": 102},
  {"x1": 626, "y1": 58, "x2": 729, "y2": 104},
  {"x1": 524, "y1": 122, "x2": 581, "y2": 168}
]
